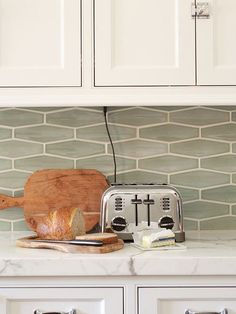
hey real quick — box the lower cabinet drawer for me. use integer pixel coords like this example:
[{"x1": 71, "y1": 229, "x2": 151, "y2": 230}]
[
  {"x1": 0, "y1": 287, "x2": 123, "y2": 314},
  {"x1": 138, "y1": 287, "x2": 236, "y2": 314}
]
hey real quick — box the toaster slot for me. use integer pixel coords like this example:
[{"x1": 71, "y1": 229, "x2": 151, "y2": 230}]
[
  {"x1": 143, "y1": 194, "x2": 155, "y2": 226},
  {"x1": 131, "y1": 194, "x2": 142, "y2": 226}
]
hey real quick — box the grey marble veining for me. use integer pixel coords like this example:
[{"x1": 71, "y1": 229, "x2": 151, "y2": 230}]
[{"x1": 0, "y1": 231, "x2": 236, "y2": 277}]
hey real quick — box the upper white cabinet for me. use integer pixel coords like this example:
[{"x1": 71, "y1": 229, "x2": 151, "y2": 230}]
[
  {"x1": 94, "y1": 0, "x2": 195, "y2": 86},
  {"x1": 1, "y1": 0, "x2": 236, "y2": 104},
  {"x1": 0, "y1": 0, "x2": 81, "y2": 87},
  {"x1": 94, "y1": 0, "x2": 236, "y2": 88},
  {"x1": 197, "y1": 0, "x2": 236, "y2": 85}
]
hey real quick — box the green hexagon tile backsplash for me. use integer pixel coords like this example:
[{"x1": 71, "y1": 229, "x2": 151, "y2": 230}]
[{"x1": 0, "y1": 105, "x2": 236, "y2": 231}]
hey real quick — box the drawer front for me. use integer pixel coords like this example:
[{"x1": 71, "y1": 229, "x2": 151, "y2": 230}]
[
  {"x1": 139, "y1": 287, "x2": 236, "y2": 314},
  {"x1": 0, "y1": 287, "x2": 123, "y2": 314}
]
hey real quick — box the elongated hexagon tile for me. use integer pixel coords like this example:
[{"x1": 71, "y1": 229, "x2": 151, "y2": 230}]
[
  {"x1": 0, "y1": 127, "x2": 11, "y2": 140},
  {"x1": 0, "y1": 109, "x2": 43, "y2": 127},
  {"x1": 0, "y1": 171, "x2": 29, "y2": 189},
  {"x1": 14, "y1": 190, "x2": 23, "y2": 197},
  {"x1": 0, "y1": 221, "x2": 11, "y2": 231},
  {"x1": 47, "y1": 109, "x2": 104, "y2": 127},
  {"x1": 15, "y1": 125, "x2": 74, "y2": 143},
  {"x1": 202, "y1": 124, "x2": 236, "y2": 141},
  {"x1": 0, "y1": 140, "x2": 43, "y2": 158},
  {"x1": 76, "y1": 155, "x2": 136, "y2": 175},
  {"x1": 200, "y1": 217, "x2": 236, "y2": 230},
  {"x1": 171, "y1": 140, "x2": 229, "y2": 157},
  {"x1": 201, "y1": 155, "x2": 236, "y2": 173},
  {"x1": 231, "y1": 112, "x2": 236, "y2": 121},
  {"x1": 231, "y1": 205, "x2": 236, "y2": 215},
  {"x1": 76, "y1": 124, "x2": 136, "y2": 142},
  {"x1": 202, "y1": 185, "x2": 236, "y2": 203},
  {"x1": 231, "y1": 144, "x2": 236, "y2": 154},
  {"x1": 13, "y1": 220, "x2": 30, "y2": 231},
  {"x1": 108, "y1": 140, "x2": 168, "y2": 158},
  {"x1": 171, "y1": 170, "x2": 229, "y2": 188},
  {"x1": 184, "y1": 201, "x2": 229, "y2": 219},
  {"x1": 147, "y1": 106, "x2": 194, "y2": 111},
  {"x1": 176, "y1": 187, "x2": 199, "y2": 202},
  {"x1": 139, "y1": 155, "x2": 198, "y2": 173},
  {"x1": 108, "y1": 170, "x2": 167, "y2": 185},
  {"x1": 0, "y1": 189, "x2": 12, "y2": 196},
  {"x1": 106, "y1": 106, "x2": 130, "y2": 112},
  {"x1": 232, "y1": 175, "x2": 236, "y2": 184},
  {"x1": 140, "y1": 124, "x2": 198, "y2": 142},
  {"x1": 25, "y1": 107, "x2": 70, "y2": 112},
  {"x1": 108, "y1": 108, "x2": 167, "y2": 126},
  {"x1": 170, "y1": 108, "x2": 229, "y2": 126},
  {"x1": 184, "y1": 219, "x2": 198, "y2": 231},
  {"x1": 80, "y1": 106, "x2": 105, "y2": 111},
  {"x1": 207, "y1": 106, "x2": 236, "y2": 111},
  {"x1": 0, "y1": 159, "x2": 12, "y2": 171},
  {"x1": 15, "y1": 156, "x2": 74, "y2": 172},
  {"x1": 46, "y1": 140, "x2": 105, "y2": 158},
  {"x1": 0, "y1": 207, "x2": 24, "y2": 221}
]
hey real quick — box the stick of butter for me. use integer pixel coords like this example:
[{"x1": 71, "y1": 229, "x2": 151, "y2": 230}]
[{"x1": 142, "y1": 229, "x2": 175, "y2": 248}]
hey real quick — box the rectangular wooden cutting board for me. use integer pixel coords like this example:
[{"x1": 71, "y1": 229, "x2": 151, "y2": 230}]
[{"x1": 16, "y1": 236, "x2": 124, "y2": 254}]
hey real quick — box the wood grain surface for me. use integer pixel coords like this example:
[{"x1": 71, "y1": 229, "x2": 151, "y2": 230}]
[
  {"x1": 0, "y1": 169, "x2": 109, "y2": 233},
  {"x1": 76, "y1": 232, "x2": 118, "y2": 244},
  {"x1": 16, "y1": 236, "x2": 124, "y2": 254}
]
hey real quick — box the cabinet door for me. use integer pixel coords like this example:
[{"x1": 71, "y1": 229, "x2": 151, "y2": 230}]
[
  {"x1": 94, "y1": 0, "x2": 195, "y2": 86},
  {"x1": 0, "y1": 0, "x2": 81, "y2": 87},
  {"x1": 0, "y1": 287, "x2": 123, "y2": 314},
  {"x1": 197, "y1": 0, "x2": 236, "y2": 85},
  {"x1": 139, "y1": 287, "x2": 236, "y2": 314}
]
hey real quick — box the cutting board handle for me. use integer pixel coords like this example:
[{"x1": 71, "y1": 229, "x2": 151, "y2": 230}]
[{"x1": 0, "y1": 194, "x2": 24, "y2": 209}]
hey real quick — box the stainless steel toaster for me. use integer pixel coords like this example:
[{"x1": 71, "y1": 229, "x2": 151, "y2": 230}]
[{"x1": 100, "y1": 184, "x2": 185, "y2": 242}]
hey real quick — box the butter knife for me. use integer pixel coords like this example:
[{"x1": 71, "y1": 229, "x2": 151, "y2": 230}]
[{"x1": 32, "y1": 239, "x2": 103, "y2": 247}]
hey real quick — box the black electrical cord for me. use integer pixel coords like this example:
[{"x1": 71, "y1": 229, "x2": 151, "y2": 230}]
[{"x1": 103, "y1": 106, "x2": 117, "y2": 183}]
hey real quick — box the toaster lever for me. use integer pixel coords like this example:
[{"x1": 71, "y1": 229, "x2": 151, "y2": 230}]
[
  {"x1": 131, "y1": 195, "x2": 142, "y2": 226},
  {"x1": 143, "y1": 195, "x2": 155, "y2": 226}
]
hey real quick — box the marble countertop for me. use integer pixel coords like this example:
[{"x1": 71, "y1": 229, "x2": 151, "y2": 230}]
[{"x1": 0, "y1": 231, "x2": 236, "y2": 277}]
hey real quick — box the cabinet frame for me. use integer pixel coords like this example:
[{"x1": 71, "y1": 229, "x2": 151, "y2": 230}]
[{"x1": 0, "y1": 0, "x2": 235, "y2": 105}]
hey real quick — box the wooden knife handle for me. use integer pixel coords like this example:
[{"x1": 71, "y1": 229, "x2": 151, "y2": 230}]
[{"x1": 0, "y1": 194, "x2": 24, "y2": 209}]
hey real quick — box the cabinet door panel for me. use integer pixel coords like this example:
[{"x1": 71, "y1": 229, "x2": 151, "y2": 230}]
[
  {"x1": 0, "y1": 0, "x2": 81, "y2": 86},
  {"x1": 0, "y1": 287, "x2": 123, "y2": 314},
  {"x1": 139, "y1": 287, "x2": 236, "y2": 314},
  {"x1": 94, "y1": 0, "x2": 195, "y2": 86},
  {"x1": 197, "y1": 0, "x2": 236, "y2": 85}
]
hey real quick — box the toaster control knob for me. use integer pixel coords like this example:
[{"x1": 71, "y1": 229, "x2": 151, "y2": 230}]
[
  {"x1": 111, "y1": 216, "x2": 127, "y2": 232},
  {"x1": 159, "y1": 216, "x2": 175, "y2": 229}
]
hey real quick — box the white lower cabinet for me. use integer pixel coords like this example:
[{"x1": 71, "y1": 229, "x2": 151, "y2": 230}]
[
  {"x1": 139, "y1": 287, "x2": 236, "y2": 314},
  {"x1": 0, "y1": 287, "x2": 123, "y2": 314},
  {"x1": 3, "y1": 285, "x2": 236, "y2": 314}
]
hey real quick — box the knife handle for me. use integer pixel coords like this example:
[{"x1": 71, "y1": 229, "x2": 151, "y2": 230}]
[{"x1": 34, "y1": 310, "x2": 76, "y2": 314}]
